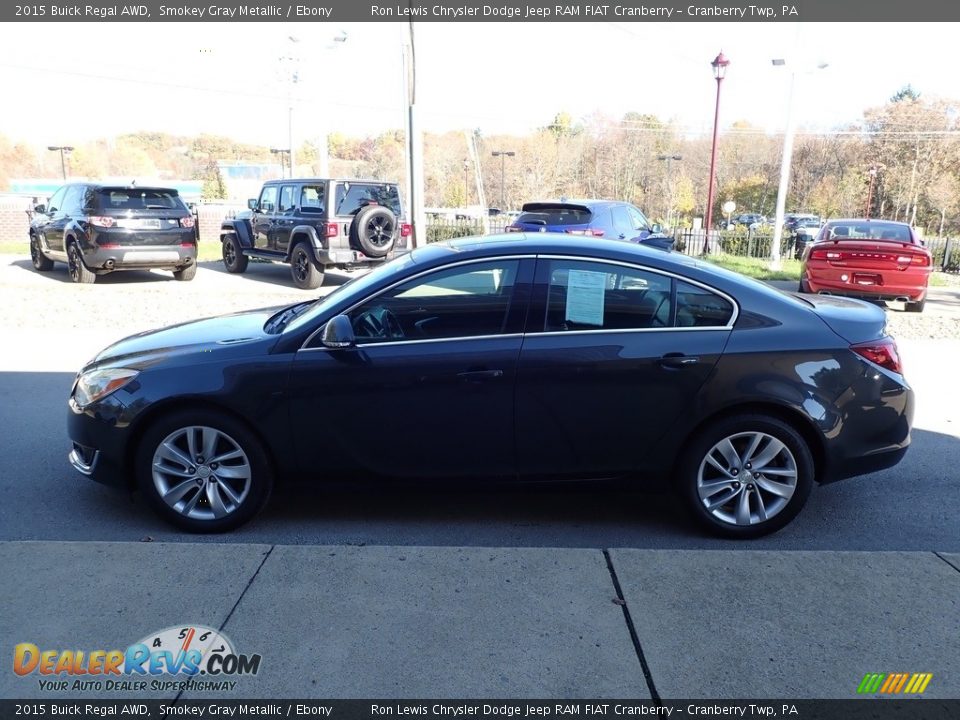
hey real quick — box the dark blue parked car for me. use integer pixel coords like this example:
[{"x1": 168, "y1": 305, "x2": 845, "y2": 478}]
[{"x1": 505, "y1": 200, "x2": 675, "y2": 251}]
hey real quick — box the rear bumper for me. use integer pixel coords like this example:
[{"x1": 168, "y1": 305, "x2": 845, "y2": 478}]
[
  {"x1": 84, "y1": 243, "x2": 197, "y2": 271},
  {"x1": 804, "y1": 265, "x2": 929, "y2": 302},
  {"x1": 315, "y1": 246, "x2": 392, "y2": 268}
]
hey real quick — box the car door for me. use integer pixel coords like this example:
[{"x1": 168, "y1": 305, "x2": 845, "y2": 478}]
[
  {"x1": 252, "y1": 185, "x2": 278, "y2": 250},
  {"x1": 37, "y1": 186, "x2": 68, "y2": 254},
  {"x1": 274, "y1": 184, "x2": 296, "y2": 254},
  {"x1": 515, "y1": 256, "x2": 735, "y2": 479},
  {"x1": 287, "y1": 257, "x2": 534, "y2": 481},
  {"x1": 610, "y1": 205, "x2": 634, "y2": 240}
]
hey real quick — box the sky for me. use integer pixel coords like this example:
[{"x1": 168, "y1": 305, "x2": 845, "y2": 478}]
[{"x1": 0, "y1": 21, "x2": 956, "y2": 150}]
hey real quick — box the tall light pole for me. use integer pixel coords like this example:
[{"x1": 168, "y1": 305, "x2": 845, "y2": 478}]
[
  {"x1": 47, "y1": 146, "x2": 74, "y2": 181},
  {"x1": 463, "y1": 159, "x2": 470, "y2": 206},
  {"x1": 491, "y1": 151, "x2": 515, "y2": 211},
  {"x1": 703, "y1": 52, "x2": 729, "y2": 255},
  {"x1": 657, "y1": 153, "x2": 682, "y2": 225},
  {"x1": 270, "y1": 148, "x2": 290, "y2": 178},
  {"x1": 865, "y1": 166, "x2": 878, "y2": 218},
  {"x1": 770, "y1": 58, "x2": 828, "y2": 269}
]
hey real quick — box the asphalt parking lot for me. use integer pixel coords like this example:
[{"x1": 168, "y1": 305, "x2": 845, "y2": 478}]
[{"x1": 1, "y1": 254, "x2": 958, "y2": 551}]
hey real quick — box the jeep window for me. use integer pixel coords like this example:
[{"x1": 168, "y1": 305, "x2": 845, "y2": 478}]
[
  {"x1": 96, "y1": 188, "x2": 186, "y2": 211},
  {"x1": 258, "y1": 186, "x2": 278, "y2": 213},
  {"x1": 278, "y1": 185, "x2": 296, "y2": 213},
  {"x1": 300, "y1": 184, "x2": 326, "y2": 214},
  {"x1": 335, "y1": 184, "x2": 402, "y2": 217}
]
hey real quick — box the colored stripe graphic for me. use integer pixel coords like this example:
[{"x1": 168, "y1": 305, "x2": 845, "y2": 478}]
[{"x1": 857, "y1": 672, "x2": 932, "y2": 694}]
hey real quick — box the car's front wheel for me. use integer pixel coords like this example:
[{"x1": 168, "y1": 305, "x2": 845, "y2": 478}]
[
  {"x1": 137, "y1": 409, "x2": 273, "y2": 533},
  {"x1": 30, "y1": 235, "x2": 54, "y2": 271},
  {"x1": 679, "y1": 414, "x2": 814, "y2": 538},
  {"x1": 222, "y1": 234, "x2": 248, "y2": 274}
]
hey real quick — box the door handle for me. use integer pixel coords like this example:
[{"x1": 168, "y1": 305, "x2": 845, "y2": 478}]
[
  {"x1": 457, "y1": 369, "x2": 504, "y2": 382},
  {"x1": 658, "y1": 354, "x2": 699, "y2": 369}
]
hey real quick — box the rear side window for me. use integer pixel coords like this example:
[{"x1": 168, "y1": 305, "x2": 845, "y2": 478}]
[
  {"x1": 300, "y1": 184, "x2": 326, "y2": 213},
  {"x1": 676, "y1": 281, "x2": 734, "y2": 327},
  {"x1": 517, "y1": 206, "x2": 592, "y2": 226},
  {"x1": 278, "y1": 185, "x2": 296, "y2": 213},
  {"x1": 96, "y1": 188, "x2": 185, "y2": 211},
  {"x1": 542, "y1": 260, "x2": 673, "y2": 331},
  {"x1": 335, "y1": 184, "x2": 402, "y2": 216}
]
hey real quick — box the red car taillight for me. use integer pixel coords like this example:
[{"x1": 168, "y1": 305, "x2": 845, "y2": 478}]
[
  {"x1": 87, "y1": 216, "x2": 115, "y2": 228},
  {"x1": 325, "y1": 222, "x2": 338, "y2": 238},
  {"x1": 851, "y1": 337, "x2": 903, "y2": 375},
  {"x1": 400, "y1": 223, "x2": 412, "y2": 238},
  {"x1": 179, "y1": 216, "x2": 196, "y2": 229}
]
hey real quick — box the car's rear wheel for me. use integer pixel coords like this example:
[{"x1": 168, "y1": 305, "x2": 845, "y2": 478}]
[
  {"x1": 290, "y1": 242, "x2": 324, "y2": 290},
  {"x1": 67, "y1": 242, "x2": 96, "y2": 284},
  {"x1": 222, "y1": 234, "x2": 248, "y2": 274},
  {"x1": 798, "y1": 277, "x2": 810, "y2": 293},
  {"x1": 173, "y1": 264, "x2": 197, "y2": 282},
  {"x1": 905, "y1": 298, "x2": 925, "y2": 313},
  {"x1": 30, "y1": 235, "x2": 53, "y2": 271},
  {"x1": 136, "y1": 409, "x2": 273, "y2": 533},
  {"x1": 679, "y1": 414, "x2": 814, "y2": 538}
]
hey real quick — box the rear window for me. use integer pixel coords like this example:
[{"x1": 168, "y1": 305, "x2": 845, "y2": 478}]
[
  {"x1": 516, "y1": 206, "x2": 592, "y2": 226},
  {"x1": 334, "y1": 183, "x2": 402, "y2": 217},
  {"x1": 94, "y1": 188, "x2": 186, "y2": 212},
  {"x1": 825, "y1": 222, "x2": 913, "y2": 242}
]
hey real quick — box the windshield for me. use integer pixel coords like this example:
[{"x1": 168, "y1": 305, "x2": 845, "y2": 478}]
[{"x1": 283, "y1": 251, "x2": 421, "y2": 334}]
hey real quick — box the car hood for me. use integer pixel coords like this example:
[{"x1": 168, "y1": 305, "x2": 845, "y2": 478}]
[{"x1": 87, "y1": 307, "x2": 282, "y2": 370}]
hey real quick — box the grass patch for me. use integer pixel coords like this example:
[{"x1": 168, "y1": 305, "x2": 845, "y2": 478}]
[{"x1": 702, "y1": 254, "x2": 803, "y2": 281}]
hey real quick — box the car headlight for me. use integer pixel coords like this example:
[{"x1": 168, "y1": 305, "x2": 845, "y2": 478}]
[{"x1": 74, "y1": 368, "x2": 140, "y2": 407}]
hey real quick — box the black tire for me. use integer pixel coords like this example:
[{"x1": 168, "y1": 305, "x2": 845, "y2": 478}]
[
  {"x1": 678, "y1": 414, "x2": 814, "y2": 539},
  {"x1": 905, "y1": 298, "x2": 925, "y2": 313},
  {"x1": 30, "y1": 235, "x2": 53, "y2": 271},
  {"x1": 136, "y1": 408, "x2": 273, "y2": 533},
  {"x1": 290, "y1": 242, "x2": 324, "y2": 290},
  {"x1": 222, "y1": 234, "x2": 248, "y2": 274},
  {"x1": 349, "y1": 205, "x2": 398, "y2": 258},
  {"x1": 173, "y1": 264, "x2": 197, "y2": 282},
  {"x1": 67, "y1": 242, "x2": 96, "y2": 284},
  {"x1": 798, "y1": 278, "x2": 810, "y2": 294}
]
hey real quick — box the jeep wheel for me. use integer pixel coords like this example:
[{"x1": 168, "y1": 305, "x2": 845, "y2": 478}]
[
  {"x1": 30, "y1": 235, "x2": 54, "y2": 271},
  {"x1": 173, "y1": 264, "x2": 197, "y2": 282},
  {"x1": 290, "y1": 243, "x2": 324, "y2": 290},
  {"x1": 67, "y1": 242, "x2": 96, "y2": 284},
  {"x1": 222, "y1": 234, "x2": 248, "y2": 274},
  {"x1": 349, "y1": 205, "x2": 397, "y2": 258}
]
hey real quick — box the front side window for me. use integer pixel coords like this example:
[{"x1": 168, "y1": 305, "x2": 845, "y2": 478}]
[
  {"x1": 258, "y1": 186, "x2": 278, "y2": 213},
  {"x1": 628, "y1": 206, "x2": 651, "y2": 231},
  {"x1": 47, "y1": 187, "x2": 67, "y2": 214},
  {"x1": 542, "y1": 260, "x2": 673, "y2": 331},
  {"x1": 346, "y1": 260, "x2": 520, "y2": 344}
]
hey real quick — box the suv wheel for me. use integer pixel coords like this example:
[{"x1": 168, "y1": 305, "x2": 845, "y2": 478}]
[
  {"x1": 137, "y1": 409, "x2": 273, "y2": 533},
  {"x1": 679, "y1": 414, "x2": 814, "y2": 539},
  {"x1": 30, "y1": 236, "x2": 54, "y2": 271},
  {"x1": 349, "y1": 205, "x2": 398, "y2": 258},
  {"x1": 905, "y1": 298, "x2": 925, "y2": 313},
  {"x1": 173, "y1": 264, "x2": 197, "y2": 282},
  {"x1": 290, "y1": 243, "x2": 324, "y2": 290},
  {"x1": 222, "y1": 234, "x2": 248, "y2": 274},
  {"x1": 67, "y1": 242, "x2": 96, "y2": 284}
]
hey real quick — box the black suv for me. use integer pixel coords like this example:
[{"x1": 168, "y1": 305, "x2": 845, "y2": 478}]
[
  {"x1": 220, "y1": 178, "x2": 410, "y2": 289},
  {"x1": 29, "y1": 184, "x2": 198, "y2": 283}
]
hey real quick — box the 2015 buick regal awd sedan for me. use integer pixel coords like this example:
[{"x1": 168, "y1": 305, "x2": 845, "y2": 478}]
[{"x1": 67, "y1": 236, "x2": 913, "y2": 538}]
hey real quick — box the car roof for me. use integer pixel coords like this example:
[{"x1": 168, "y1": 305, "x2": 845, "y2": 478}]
[
  {"x1": 263, "y1": 178, "x2": 398, "y2": 185},
  {"x1": 521, "y1": 199, "x2": 628, "y2": 210},
  {"x1": 825, "y1": 218, "x2": 911, "y2": 227}
]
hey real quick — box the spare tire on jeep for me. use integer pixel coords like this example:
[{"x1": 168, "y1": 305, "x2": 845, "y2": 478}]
[{"x1": 349, "y1": 205, "x2": 398, "y2": 258}]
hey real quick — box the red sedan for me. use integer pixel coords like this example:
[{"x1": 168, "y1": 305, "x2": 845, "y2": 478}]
[{"x1": 799, "y1": 219, "x2": 932, "y2": 312}]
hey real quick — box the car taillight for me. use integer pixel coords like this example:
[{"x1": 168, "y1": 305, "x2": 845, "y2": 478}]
[
  {"x1": 87, "y1": 216, "x2": 114, "y2": 228},
  {"x1": 400, "y1": 223, "x2": 412, "y2": 237},
  {"x1": 180, "y1": 241, "x2": 196, "y2": 247},
  {"x1": 179, "y1": 216, "x2": 196, "y2": 229},
  {"x1": 564, "y1": 229, "x2": 605, "y2": 237},
  {"x1": 903, "y1": 253, "x2": 930, "y2": 266},
  {"x1": 809, "y1": 248, "x2": 841, "y2": 261},
  {"x1": 851, "y1": 337, "x2": 903, "y2": 375},
  {"x1": 325, "y1": 222, "x2": 338, "y2": 238}
]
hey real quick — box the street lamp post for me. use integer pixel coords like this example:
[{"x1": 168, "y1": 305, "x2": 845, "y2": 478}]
[
  {"x1": 703, "y1": 52, "x2": 729, "y2": 255},
  {"x1": 865, "y1": 166, "x2": 878, "y2": 218},
  {"x1": 657, "y1": 153, "x2": 682, "y2": 225},
  {"x1": 491, "y1": 150, "x2": 515, "y2": 210},
  {"x1": 769, "y1": 58, "x2": 828, "y2": 269},
  {"x1": 463, "y1": 159, "x2": 470, "y2": 206},
  {"x1": 270, "y1": 148, "x2": 291, "y2": 178},
  {"x1": 47, "y1": 146, "x2": 74, "y2": 181}
]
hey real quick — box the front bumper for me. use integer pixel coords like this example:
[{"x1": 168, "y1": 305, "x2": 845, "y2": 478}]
[{"x1": 67, "y1": 394, "x2": 134, "y2": 487}]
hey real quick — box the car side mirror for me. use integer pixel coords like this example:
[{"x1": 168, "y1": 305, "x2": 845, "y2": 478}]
[
  {"x1": 322, "y1": 315, "x2": 356, "y2": 349},
  {"x1": 247, "y1": 198, "x2": 258, "y2": 211},
  {"x1": 33, "y1": 204, "x2": 46, "y2": 214},
  {"x1": 650, "y1": 223, "x2": 663, "y2": 234}
]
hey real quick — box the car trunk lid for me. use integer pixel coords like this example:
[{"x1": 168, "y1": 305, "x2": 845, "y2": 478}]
[
  {"x1": 809, "y1": 240, "x2": 931, "y2": 272},
  {"x1": 799, "y1": 293, "x2": 889, "y2": 344}
]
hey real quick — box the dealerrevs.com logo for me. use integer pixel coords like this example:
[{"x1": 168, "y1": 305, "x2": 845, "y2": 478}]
[{"x1": 13, "y1": 625, "x2": 261, "y2": 693}]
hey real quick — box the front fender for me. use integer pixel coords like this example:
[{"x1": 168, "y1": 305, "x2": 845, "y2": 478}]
[{"x1": 221, "y1": 219, "x2": 254, "y2": 248}]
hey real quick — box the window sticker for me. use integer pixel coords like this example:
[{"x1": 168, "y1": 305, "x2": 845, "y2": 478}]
[{"x1": 565, "y1": 269, "x2": 607, "y2": 326}]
